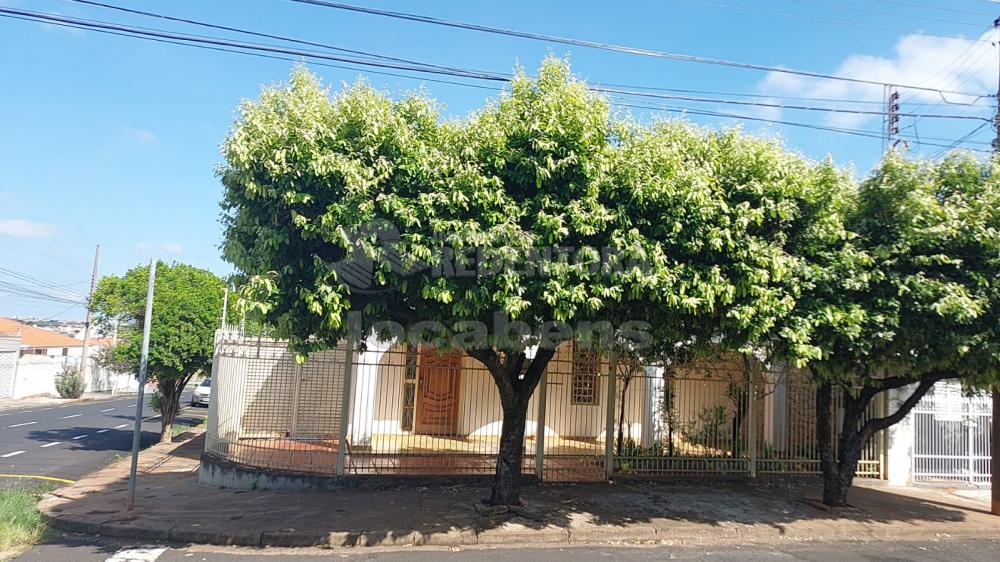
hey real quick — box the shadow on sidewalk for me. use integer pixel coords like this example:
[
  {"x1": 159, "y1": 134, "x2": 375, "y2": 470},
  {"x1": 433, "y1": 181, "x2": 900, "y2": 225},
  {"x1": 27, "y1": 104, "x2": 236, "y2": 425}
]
[{"x1": 39, "y1": 433, "x2": 998, "y2": 548}]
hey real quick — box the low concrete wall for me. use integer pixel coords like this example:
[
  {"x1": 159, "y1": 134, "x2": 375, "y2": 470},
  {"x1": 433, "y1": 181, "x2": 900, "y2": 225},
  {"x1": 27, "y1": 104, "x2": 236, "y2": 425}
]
[
  {"x1": 197, "y1": 452, "x2": 533, "y2": 492},
  {"x1": 198, "y1": 452, "x2": 356, "y2": 491}
]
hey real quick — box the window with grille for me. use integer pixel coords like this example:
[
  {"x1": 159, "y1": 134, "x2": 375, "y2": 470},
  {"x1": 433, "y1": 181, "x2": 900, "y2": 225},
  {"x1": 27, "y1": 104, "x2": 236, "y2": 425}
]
[{"x1": 571, "y1": 345, "x2": 600, "y2": 405}]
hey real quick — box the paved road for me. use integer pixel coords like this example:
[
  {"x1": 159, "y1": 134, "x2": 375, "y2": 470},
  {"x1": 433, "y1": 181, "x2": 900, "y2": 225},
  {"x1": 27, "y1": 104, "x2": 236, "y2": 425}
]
[
  {"x1": 0, "y1": 390, "x2": 203, "y2": 486},
  {"x1": 15, "y1": 537, "x2": 1000, "y2": 561}
]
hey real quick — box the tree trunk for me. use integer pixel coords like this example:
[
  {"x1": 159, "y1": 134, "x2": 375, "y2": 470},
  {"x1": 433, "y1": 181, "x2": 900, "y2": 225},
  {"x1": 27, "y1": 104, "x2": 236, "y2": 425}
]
[
  {"x1": 158, "y1": 383, "x2": 176, "y2": 443},
  {"x1": 615, "y1": 376, "x2": 632, "y2": 456},
  {"x1": 491, "y1": 398, "x2": 530, "y2": 505},
  {"x1": 468, "y1": 346, "x2": 557, "y2": 507},
  {"x1": 157, "y1": 377, "x2": 190, "y2": 443},
  {"x1": 816, "y1": 373, "x2": 949, "y2": 507}
]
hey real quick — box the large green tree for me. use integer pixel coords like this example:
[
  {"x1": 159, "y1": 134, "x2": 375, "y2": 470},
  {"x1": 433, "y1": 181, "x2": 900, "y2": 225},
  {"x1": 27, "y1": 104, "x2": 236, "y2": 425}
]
[
  {"x1": 775, "y1": 153, "x2": 1000, "y2": 506},
  {"x1": 91, "y1": 262, "x2": 227, "y2": 443},
  {"x1": 220, "y1": 60, "x2": 852, "y2": 505}
]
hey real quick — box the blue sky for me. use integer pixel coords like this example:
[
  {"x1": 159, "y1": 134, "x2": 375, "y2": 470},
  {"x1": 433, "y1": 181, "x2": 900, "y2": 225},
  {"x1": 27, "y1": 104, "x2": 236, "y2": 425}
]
[{"x1": 1, "y1": 0, "x2": 997, "y2": 320}]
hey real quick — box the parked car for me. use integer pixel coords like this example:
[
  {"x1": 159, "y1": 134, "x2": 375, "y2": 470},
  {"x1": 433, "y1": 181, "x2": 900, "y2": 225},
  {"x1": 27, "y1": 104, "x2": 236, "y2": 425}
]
[{"x1": 191, "y1": 378, "x2": 211, "y2": 406}]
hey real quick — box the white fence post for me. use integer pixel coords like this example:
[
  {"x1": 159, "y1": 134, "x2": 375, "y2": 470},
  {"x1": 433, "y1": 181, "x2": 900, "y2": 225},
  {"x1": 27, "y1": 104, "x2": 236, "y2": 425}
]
[
  {"x1": 336, "y1": 345, "x2": 355, "y2": 477},
  {"x1": 747, "y1": 377, "x2": 757, "y2": 478},
  {"x1": 534, "y1": 370, "x2": 548, "y2": 481},
  {"x1": 290, "y1": 362, "x2": 303, "y2": 436},
  {"x1": 604, "y1": 350, "x2": 618, "y2": 480}
]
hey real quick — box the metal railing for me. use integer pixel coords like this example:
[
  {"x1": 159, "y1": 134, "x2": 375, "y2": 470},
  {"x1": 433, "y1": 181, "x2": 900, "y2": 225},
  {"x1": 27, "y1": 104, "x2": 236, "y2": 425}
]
[{"x1": 204, "y1": 329, "x2": 885, "y2": 481}]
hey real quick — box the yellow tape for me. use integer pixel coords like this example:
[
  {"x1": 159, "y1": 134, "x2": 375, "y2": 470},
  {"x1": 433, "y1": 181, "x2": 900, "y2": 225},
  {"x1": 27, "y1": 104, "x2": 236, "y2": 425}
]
[{"x1": 0, "y1": 474, "x2": 75, "y2": 484}]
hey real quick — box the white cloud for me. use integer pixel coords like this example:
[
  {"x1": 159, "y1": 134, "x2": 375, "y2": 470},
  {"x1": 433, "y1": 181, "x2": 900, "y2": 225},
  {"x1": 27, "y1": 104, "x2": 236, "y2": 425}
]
[
  {"x1": 757, "y1": 30, "x2": 997, "y2": 129},
  {"x1": 121, "y1": 127, "x2": 156, "y2": 145},
  {"x1": 136, "y1": 242, "x2": 182, "y2": 254},
  {"x1": 0, "y1": 219, "x2": 57, "y2": 239}
]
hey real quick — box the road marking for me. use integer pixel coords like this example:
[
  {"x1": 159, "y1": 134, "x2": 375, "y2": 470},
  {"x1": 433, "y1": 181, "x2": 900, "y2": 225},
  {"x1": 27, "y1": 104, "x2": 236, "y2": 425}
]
[
  {"x1": 72, "y1": 434, "x2": 89, "y2": 440},
  {"x1": 61, "y1": 413, "x2": 84, "y2": 419},
  {"x1": 128, "y1": 404, "x2": 137, "y2": 408},
  {"x1": 1, "y1": 451, "x2": 26, "y2": 458},
  {"x1": 114, "y1": 423, "x2": 129, "y2": 429},
  {"x1": 97, "y1": 429, "x2": 109, "y2": 433},
  {"x1": 58, "y1": 405, "x2": 69, "y2": 408},
  {"x1": 40, "y1": 442, "x2": 61, "y2": 448},
  {"x1": 0, "y1": 413, "x2": 10, "y2": 417},
  {"x1": 0, "y1": 473, "x2": 75, "y2": 484},
  {"x1": 105, "y1": 546, "x2": 168, "y2": 562},
  {"x1": 39, "y1": 407, "x2": 53, "y2": 411},
  {"x1": 8, "y1": 421, "x2": 37, "y2": 428},
  {"x1": 100, "y1": 408, "x2": 115, "y2": 412}
]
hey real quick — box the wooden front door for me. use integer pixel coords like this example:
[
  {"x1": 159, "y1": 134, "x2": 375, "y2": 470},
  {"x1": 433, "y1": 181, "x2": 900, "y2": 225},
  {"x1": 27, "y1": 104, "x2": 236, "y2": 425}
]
[{"x1": 415, "y1": 347, "x2": 462, "y2": 435}]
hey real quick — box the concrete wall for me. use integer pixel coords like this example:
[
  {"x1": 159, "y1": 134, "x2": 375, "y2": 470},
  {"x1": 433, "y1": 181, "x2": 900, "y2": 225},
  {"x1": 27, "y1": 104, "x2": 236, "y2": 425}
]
[
  {"x1": 7, "y1": 352, "x2": 135, "y2": 399},
  {"x1": 11, "y1": 355, "x2": 64, "y2": 398}
]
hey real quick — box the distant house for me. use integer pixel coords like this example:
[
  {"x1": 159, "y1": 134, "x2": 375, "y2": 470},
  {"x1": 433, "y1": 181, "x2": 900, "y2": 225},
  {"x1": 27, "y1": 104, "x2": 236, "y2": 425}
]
[
  {"x1": 0, "y1": 318, "x2": 134, "y2": 398},
  {"x1": 0, "y1": 317, "x2": 85, "y2": 358}
]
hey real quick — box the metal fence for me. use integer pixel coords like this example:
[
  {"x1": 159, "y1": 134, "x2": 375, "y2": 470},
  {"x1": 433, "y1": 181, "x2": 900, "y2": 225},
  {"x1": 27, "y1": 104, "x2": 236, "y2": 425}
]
[
  {"x1": 205, "y1": 329, "x2": 885, "y2": 481},
  {"x1": 912, "y1": 381, "x2": 993, "y2": 485}
]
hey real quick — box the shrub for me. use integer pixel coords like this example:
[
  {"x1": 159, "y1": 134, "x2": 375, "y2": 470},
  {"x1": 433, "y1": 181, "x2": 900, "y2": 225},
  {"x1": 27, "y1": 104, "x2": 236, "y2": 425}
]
[
  {"x1": 149, "y1": 391, "x2": 163, "y2": 414},
  {"x1": 54, "y1": 366, "x2": 85, "y2": 399},
  {"x1": 681, "y1": 405, "x2": 728, "y2": 448}
]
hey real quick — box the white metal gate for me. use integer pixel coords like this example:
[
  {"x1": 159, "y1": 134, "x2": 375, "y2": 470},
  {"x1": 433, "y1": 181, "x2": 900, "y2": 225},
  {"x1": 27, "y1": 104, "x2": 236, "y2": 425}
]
[
  {"x1": 912, "y1": 381, "x2": 992, "y2": 485},
  {"x1": 0, "y1": 350, "x2": 16, "y2": 399}
]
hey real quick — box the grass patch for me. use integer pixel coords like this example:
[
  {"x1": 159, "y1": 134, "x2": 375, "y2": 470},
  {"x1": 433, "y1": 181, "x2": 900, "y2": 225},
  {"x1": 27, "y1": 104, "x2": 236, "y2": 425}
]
[
  {"x1": 0, "y1": 485, "x2": 53, "y2": 556},
  {"x1": 171, "y1": 417, "x2": 207, "y2": 437}
]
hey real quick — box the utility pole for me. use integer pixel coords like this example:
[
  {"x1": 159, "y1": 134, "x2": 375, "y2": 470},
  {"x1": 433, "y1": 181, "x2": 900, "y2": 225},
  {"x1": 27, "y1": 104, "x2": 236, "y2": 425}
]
[
  {"x1": 991, "y1": 15, "x2": 1000, "y2": 518},
  {"x1": 79, "y1": 244, "x2": 100, "y2": 382},
  {"x1": 126, "y1": 258, "x2": 157, "y2": 512}
]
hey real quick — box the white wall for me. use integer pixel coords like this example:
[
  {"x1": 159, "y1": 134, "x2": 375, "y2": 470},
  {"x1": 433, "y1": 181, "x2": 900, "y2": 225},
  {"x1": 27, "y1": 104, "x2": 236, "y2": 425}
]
[
  {"x1": 8, "y1": 353, "x2": 135, "y2": 399},
  {"x1": 11, "y1": 355, "x2": 64, "y2": 398}
]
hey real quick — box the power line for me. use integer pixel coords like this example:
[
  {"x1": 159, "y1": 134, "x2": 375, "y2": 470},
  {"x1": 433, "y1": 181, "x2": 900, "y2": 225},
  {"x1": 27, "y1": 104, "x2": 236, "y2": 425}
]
[
  {"x1": 789, "y1": 0, "x2": 984, "y2": 29},
  {"x1": 35, "y1": 0, "x2": 996, "y2": 119},
  {"x1": 929, "y1": 121, "x2": 993, "y2": 159},
  {"x1": 0, "y1": 12, "x2": 506, "y2": 93},
  {"x1": 872, "y1": 0, "x2": 995, "y2": 18},
  {"x1": 678, "y1": 0, "x2": 988, "y2": 39},
  {"x1": 600, "y1": 87, "x2": 991, "y2": 121},
  {"x1": 612, "y1": 99, "x2": 992, "y2": 153},
  {"x1": 0, "y1": 266, "x2": 87, "y2": 299},
  {"x1": 10, "y1": 6, "x2": 991, "y2": 123},
  {"x1": 595, "y1": 83, "x2": 987, "y2": 107},
  {"x1": 287, "y1": 0, "x2": 994, "y2": 96},
  {"x1": 68, "y1": 0, "x2": 991, "y2": 110},
  {"x1": 61, "y1": 0, "x2": 470, "y2": 75},
  {"x1": 0, "y1": 7, "x2": 512, "y2": 82},
  {"x1": 2, "y1": 8, "x2": 988, "y2": 154}
]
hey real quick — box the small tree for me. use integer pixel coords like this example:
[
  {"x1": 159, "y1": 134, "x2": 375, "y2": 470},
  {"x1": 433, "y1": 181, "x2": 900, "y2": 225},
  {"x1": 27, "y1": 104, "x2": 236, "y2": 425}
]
[
  {"x1": 91, "y1": 262, "x2": 227, "y2": 443},
  {"x1": 776, "y1": 153, "x2": 1000, "y2": 506}
]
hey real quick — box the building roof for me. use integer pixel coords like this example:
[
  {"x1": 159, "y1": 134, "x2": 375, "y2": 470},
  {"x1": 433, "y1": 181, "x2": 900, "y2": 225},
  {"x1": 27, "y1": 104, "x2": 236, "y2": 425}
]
[{"x1": 0, "y1": 318, "x2": 84, "y2": 349}]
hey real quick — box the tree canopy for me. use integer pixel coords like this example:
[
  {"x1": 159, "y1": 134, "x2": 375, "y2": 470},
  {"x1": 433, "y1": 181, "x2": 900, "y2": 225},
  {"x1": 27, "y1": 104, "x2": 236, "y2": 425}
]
[
  {"x1": 768, "y1": 152, "x2": 1000, "y2": 505},
  {"x1": 91, "y1": 261, "x2": 227, "y2": 442},
  {"x1": 220, "y1": 59, "x2": 868, "y2": 504}
]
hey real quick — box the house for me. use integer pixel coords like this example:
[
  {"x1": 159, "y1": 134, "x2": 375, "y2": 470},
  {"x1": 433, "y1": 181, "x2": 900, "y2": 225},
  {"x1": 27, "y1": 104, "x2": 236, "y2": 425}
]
[
  {"x1": 0, "y1": 317, "x2": 84, "y2": 358},
  {"x1": 206, "y1": 328, "x2": 883, "y2": 484},
  {"x1": 0, "y1": 318, "x2": 135, "y2": 398}
]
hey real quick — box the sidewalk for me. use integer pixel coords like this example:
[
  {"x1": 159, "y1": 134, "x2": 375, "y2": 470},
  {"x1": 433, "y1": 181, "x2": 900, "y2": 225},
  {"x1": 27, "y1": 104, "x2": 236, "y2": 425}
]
[
  {"x1": 0, "y1": 392, "x2": 133, "y2": 412},
  {"x1": 39, "y1": 430, "x2": 1000, "y2": 549}
]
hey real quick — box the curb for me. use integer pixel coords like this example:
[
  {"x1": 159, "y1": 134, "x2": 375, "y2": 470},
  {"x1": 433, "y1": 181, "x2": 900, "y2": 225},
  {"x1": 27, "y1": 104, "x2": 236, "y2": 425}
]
[{"x1": 43, "y1": 512, "x2": 1000, "y2": 549}]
